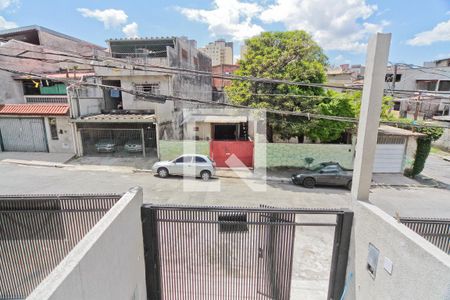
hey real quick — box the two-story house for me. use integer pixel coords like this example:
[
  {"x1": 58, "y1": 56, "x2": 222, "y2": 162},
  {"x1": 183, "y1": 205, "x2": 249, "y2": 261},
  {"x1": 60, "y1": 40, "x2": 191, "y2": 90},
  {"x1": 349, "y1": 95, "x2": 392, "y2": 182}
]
[
  {"x1": 69, "y1": 36, "x2": 213, "y2": 159},
  {"x1": 0, "y1": 25, "x2": 106, "y2": 154},
  {"x1": 385, "y1": 59, "x2": 450, "y2": 120}
]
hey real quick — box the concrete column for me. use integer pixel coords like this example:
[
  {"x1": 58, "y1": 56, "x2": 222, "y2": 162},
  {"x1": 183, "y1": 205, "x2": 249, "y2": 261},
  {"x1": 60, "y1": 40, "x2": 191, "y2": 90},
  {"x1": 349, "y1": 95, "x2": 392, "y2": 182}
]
[{"x1": 351, "y1": 33, "x2": 391, "y2": 202}]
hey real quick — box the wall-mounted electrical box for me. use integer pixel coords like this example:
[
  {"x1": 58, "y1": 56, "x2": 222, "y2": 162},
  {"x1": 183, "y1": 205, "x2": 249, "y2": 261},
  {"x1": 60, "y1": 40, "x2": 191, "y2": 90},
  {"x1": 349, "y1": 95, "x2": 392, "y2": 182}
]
[{"x1": 367, "y1": 243, "x2": 380, "y2": 278}]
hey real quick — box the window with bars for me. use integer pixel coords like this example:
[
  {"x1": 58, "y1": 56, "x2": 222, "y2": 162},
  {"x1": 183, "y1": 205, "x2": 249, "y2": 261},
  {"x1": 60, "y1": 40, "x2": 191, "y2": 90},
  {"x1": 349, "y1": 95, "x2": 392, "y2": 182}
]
[
  {"x1": 416, "y1": 80, "x2": 438, "y2": 91},
  {"x1": 135, "y1": 83, "x2": 160, "y2": 95},
  {"x1": 49, "y1": 118, "x2": 59, "y2": 140}
]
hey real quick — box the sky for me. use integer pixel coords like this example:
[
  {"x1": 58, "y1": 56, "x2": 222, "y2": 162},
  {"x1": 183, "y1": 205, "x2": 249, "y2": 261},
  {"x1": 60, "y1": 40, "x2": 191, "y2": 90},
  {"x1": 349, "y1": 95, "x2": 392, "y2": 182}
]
[{"x1": 0, "y1": 0, "x2": 449, "y2": 66}]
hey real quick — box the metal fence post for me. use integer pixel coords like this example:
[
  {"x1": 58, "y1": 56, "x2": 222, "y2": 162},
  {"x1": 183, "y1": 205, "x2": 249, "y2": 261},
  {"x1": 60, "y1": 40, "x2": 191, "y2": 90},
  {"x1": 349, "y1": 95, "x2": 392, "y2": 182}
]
[
  {"x1": 328, "y1": 210, "x2": 353, "y2": 300},
  {"x1": 141, "y1": 206, "x2": 161, "y2": 300},
  {"x1": 141, "y1": 128, "x2": 146, "y2": 157}
]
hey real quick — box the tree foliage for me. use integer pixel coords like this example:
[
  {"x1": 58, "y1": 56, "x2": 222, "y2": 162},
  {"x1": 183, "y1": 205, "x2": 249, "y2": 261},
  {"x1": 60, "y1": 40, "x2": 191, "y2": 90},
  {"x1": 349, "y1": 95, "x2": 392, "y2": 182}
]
[
  {"x1": 395, "y1": 120, "x2": 444, "y2": 177},
  {"x1": 227, "y1": 31, "x2": 398, "y2": 143},
  {"x1": 226, "y1": 31, "x2": 328, "y2": 141}
]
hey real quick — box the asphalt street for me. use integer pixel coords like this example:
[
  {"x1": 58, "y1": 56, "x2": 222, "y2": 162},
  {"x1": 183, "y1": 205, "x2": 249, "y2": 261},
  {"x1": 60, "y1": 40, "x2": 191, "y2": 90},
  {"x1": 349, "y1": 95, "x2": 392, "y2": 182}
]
[{"x1": 0, "y1": 162, "x2": 449, "y2": 218}]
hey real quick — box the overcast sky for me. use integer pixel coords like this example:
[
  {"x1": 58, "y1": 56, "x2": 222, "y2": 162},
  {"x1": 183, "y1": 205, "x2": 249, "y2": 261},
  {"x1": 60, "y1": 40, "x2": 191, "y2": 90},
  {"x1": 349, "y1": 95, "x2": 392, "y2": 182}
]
[{"x1": 1, "y1": 0, "x2": 449, "y2": 66}]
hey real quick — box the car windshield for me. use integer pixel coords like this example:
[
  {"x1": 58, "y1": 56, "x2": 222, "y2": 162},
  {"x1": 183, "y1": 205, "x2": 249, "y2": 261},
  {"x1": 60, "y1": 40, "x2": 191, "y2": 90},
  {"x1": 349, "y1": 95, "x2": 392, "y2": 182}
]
[{"x1": 308, "y1": 163, "x2": 326, "y2": 171}]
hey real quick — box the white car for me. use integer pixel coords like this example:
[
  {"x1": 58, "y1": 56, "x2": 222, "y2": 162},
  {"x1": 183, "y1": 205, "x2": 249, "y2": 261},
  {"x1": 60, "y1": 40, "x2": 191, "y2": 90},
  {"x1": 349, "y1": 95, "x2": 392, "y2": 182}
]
[{"x1": 152, "y1": 154, "x2": 216, "y2": 181}]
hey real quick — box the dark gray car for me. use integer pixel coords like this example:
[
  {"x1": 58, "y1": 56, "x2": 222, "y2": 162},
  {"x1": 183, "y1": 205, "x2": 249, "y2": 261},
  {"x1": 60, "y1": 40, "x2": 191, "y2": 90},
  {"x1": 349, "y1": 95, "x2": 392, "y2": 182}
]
[{"x1": 291, "y1": 162, "x2": 353, "y2": 189}]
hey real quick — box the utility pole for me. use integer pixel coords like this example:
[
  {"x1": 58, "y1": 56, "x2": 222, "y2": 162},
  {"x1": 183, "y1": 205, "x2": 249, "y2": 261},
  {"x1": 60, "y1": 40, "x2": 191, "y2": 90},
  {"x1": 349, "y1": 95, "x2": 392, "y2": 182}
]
[
  {"x1": 392, "y1": 63, "x2": 397, "y2": 94},
  {"x1": 351, "y1": 33, "x2": 392, "y2": 203},
  {"x1": 413, "y1": 92, "x2": 422, "y2": 121}
]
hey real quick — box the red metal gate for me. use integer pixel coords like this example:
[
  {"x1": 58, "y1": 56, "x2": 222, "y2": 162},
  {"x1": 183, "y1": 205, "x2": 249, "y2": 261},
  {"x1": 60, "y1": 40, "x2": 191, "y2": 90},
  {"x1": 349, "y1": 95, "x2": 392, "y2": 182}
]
[{"x1": 210, "y1": 140, "x2": 254, "y2": 168}]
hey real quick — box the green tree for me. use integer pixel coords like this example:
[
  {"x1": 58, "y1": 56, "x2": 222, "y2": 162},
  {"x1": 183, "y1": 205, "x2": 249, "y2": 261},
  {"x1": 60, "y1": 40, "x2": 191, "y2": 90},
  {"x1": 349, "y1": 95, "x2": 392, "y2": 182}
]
[
  {"x1": 387, "y1": 119, "x2": 444, "y2": 177},
  {"x1": 227, "y1": 31, "x2": 328, "y2": 141},
  {"x1": 305, "y1": 91, "x2": 355, "y2": 142}
]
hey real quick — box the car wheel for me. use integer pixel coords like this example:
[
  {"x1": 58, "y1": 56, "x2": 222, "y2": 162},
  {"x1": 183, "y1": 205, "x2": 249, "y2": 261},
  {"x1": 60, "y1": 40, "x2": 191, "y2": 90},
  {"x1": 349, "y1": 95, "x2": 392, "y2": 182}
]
[
  {"x1": 303, "y1": 177, "x2": 316, "y2": 188},
  {"x1": 200, "y1": 170, "x2": 211, "y2": 181},
  {"x1": 346, "y1": 180, "x2": 352, "y2": 190},
  {"x1": 157, "y1": 167, "x2": 169, "y2": 178}
]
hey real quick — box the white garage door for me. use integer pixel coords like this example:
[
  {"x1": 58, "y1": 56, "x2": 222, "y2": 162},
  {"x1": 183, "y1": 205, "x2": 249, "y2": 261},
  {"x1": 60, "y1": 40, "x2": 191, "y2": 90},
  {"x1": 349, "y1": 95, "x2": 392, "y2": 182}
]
[
  {"x1": 0, "y1": 118, "x2": 48, "y2": 152},
  {"x1": 373, "y1": 144, "x2": 405, "y2": 173}
]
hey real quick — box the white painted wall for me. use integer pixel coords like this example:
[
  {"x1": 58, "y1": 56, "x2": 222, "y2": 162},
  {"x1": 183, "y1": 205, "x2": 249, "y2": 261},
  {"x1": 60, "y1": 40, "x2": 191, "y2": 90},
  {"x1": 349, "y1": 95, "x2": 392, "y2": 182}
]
[
  {"x1": 120, "y1": 75, "x2": 171, "y2": 110},
  {"x1": 44, "y1": 117, "x2": 75, "y2": 153},
  {"x1": 347, "y1": 202, "x2": 450, "y2": 300},
  {"x1": 433, "y1": 122, "x2": 450, "y2": 150},
  {"x1": 28, "y1": 187, "x2": 146, "y2": 300},
  {"x1": 185, "y1": 122, "x2": 211, "y2": 140},
  {"x1": 385, "y1": 66, "x2": 450, "y2": 91}
]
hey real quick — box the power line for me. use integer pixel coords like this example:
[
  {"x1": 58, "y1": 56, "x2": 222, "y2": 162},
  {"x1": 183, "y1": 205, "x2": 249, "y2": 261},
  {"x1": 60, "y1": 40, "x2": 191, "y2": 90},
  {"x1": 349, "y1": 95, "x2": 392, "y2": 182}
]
[
  {"x1": 0, "y1": 65, "x2": 446, "y2": 129},
  {"x1": 2, "y1": 46, "x2": 450, "y2": 97}
]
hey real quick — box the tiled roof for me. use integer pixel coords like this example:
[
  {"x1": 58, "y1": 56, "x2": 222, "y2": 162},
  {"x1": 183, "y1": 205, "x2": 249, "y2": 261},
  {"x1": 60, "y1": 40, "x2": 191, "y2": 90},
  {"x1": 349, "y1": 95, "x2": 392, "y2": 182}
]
[{"x1": 0, "y1": 104, "x2": 69, "y2": 116}]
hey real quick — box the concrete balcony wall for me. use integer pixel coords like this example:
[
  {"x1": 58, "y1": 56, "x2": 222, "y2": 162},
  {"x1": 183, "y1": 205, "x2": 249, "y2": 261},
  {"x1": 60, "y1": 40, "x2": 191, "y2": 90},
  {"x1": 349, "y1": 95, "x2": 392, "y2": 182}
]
[
  {"x1": 347, "y1": 202, "x2": 450, "y2": 300},
  {"x1": 28, "y1": 187, "x2": 146, "y2": 300}
]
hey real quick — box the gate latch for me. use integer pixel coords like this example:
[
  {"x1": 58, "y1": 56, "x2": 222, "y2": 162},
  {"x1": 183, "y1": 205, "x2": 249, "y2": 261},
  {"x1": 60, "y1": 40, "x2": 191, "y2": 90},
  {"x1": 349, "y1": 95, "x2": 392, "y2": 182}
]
[{"x1": 258, "y1": 247, "x2": 263, "y2": 258}]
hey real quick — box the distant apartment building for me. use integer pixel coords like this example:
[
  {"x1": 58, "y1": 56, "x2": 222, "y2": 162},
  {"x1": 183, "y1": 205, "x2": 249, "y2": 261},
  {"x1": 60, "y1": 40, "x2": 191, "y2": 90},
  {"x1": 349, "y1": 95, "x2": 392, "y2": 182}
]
[{"x1": 199, "y1": 39, "x2": 233, "y2": 66}]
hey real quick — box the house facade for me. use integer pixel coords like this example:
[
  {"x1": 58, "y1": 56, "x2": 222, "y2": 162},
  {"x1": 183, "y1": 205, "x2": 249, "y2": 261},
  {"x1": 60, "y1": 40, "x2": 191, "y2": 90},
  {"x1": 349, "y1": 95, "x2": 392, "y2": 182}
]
[
  {"x1": 0, "y1": 25, "x2": 106, "y2": 154},
  {"x1": 0, "y1": 104, "x2": 73, "y2": 153},
  {"x1": 69, "y1": 36, "x2": 213, "y2": 159},
  {"x1": 385, "y1": 60, "x2": 450, "y2": 120}
]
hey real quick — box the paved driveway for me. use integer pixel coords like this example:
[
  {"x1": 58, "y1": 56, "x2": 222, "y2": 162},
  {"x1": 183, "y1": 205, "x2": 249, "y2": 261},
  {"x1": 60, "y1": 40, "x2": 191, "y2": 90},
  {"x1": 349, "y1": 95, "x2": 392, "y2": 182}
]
[{"x1": 422, "y1": 154, "x2": 450, "y2": 186}]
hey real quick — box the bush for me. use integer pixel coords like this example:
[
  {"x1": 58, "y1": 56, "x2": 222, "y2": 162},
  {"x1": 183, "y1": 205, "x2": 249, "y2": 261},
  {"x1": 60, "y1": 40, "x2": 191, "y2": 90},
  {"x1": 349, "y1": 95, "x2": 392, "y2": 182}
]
[
  {"x1": 304, "y1": 157, "x2": 314, "y2": 167},
  {"x1": 403, "y1": 167, "x2": 414, "y2": 178},
  {"x1": 411, "y1": 127, "x2": 443, "y2": 177},
  {"x1": 393, "y1": 120, "x2": 444, "y2": 177}
]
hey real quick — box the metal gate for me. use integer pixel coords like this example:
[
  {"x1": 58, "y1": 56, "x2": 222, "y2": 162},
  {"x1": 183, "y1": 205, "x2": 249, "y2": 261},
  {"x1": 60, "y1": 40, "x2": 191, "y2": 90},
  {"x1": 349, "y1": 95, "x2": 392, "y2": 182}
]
[
  {"x1": 257, "y1": 211, "x2": 296, "y2": 300},
  {"x1": 0, "y1": 194, "x2": 121, "y2": 299},
  {"x1": 79, "y1": 128, "x2": 149, "y2": 157},
  {"x1": 0, "y1": 118, "x2": 48, "y2": 152},
  {"x1": 210, "y1": 140, "x2": 254, "y2": 168},
  {"x1": 141, "y1": 205, "x2": 353, "y2": 300},
  {"x1": 400, "y1": 217, "x2": 450, "y2": 254}
]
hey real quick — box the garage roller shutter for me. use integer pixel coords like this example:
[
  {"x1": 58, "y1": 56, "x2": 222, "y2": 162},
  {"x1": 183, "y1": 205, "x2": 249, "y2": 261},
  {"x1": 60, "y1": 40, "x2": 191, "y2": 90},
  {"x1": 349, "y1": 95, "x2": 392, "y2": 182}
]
[
  {"x1": 373, "y1": 144, "x2": 405, "y2": 173},
  {"x1": 0, "y1": 118, "x2": 48, "y2": 152}
]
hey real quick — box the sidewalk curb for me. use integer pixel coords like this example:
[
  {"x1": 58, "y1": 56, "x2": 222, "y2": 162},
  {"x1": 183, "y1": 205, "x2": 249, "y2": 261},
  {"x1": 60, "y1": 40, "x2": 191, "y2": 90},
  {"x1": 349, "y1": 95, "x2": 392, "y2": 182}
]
[
  {"x1": 370, "y1": 183, "x2": 431, "y2": 188},
  {"x1": 0, "y1": 159, "x2": 439, "y2": 188},
  {"x1": 1, "y1": 159, "x2": 137, "y2": 174},
  {"x1": 1, "y1": 159, "x2": 66, "y2": 168},
  {"x1": 133, "y1": 169, "x2": 153, "y2": 174}
]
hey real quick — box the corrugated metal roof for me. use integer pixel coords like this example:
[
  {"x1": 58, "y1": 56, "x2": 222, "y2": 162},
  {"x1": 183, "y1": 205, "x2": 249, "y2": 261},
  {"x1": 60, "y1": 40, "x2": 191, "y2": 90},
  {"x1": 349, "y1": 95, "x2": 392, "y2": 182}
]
[
  {"x1": 378, "y1": 125, "x2": 425, "y2": 137},
  {"x1": 0, "y1": 104, "x2": 69, "y2": 116}
]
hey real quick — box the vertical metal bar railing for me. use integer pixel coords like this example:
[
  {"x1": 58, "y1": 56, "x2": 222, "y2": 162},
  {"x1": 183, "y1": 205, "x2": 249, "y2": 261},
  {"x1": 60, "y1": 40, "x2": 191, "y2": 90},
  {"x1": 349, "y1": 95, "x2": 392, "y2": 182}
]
[
  {"x1": 0, "y1": 194, "x2": 121, "y2": 299},
  {"x1": 141, "y1": 205, "x2": 351, "y2": 300},
  {"x1": 400, "y1": 217, "x2": 450, "y2": 254}
]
